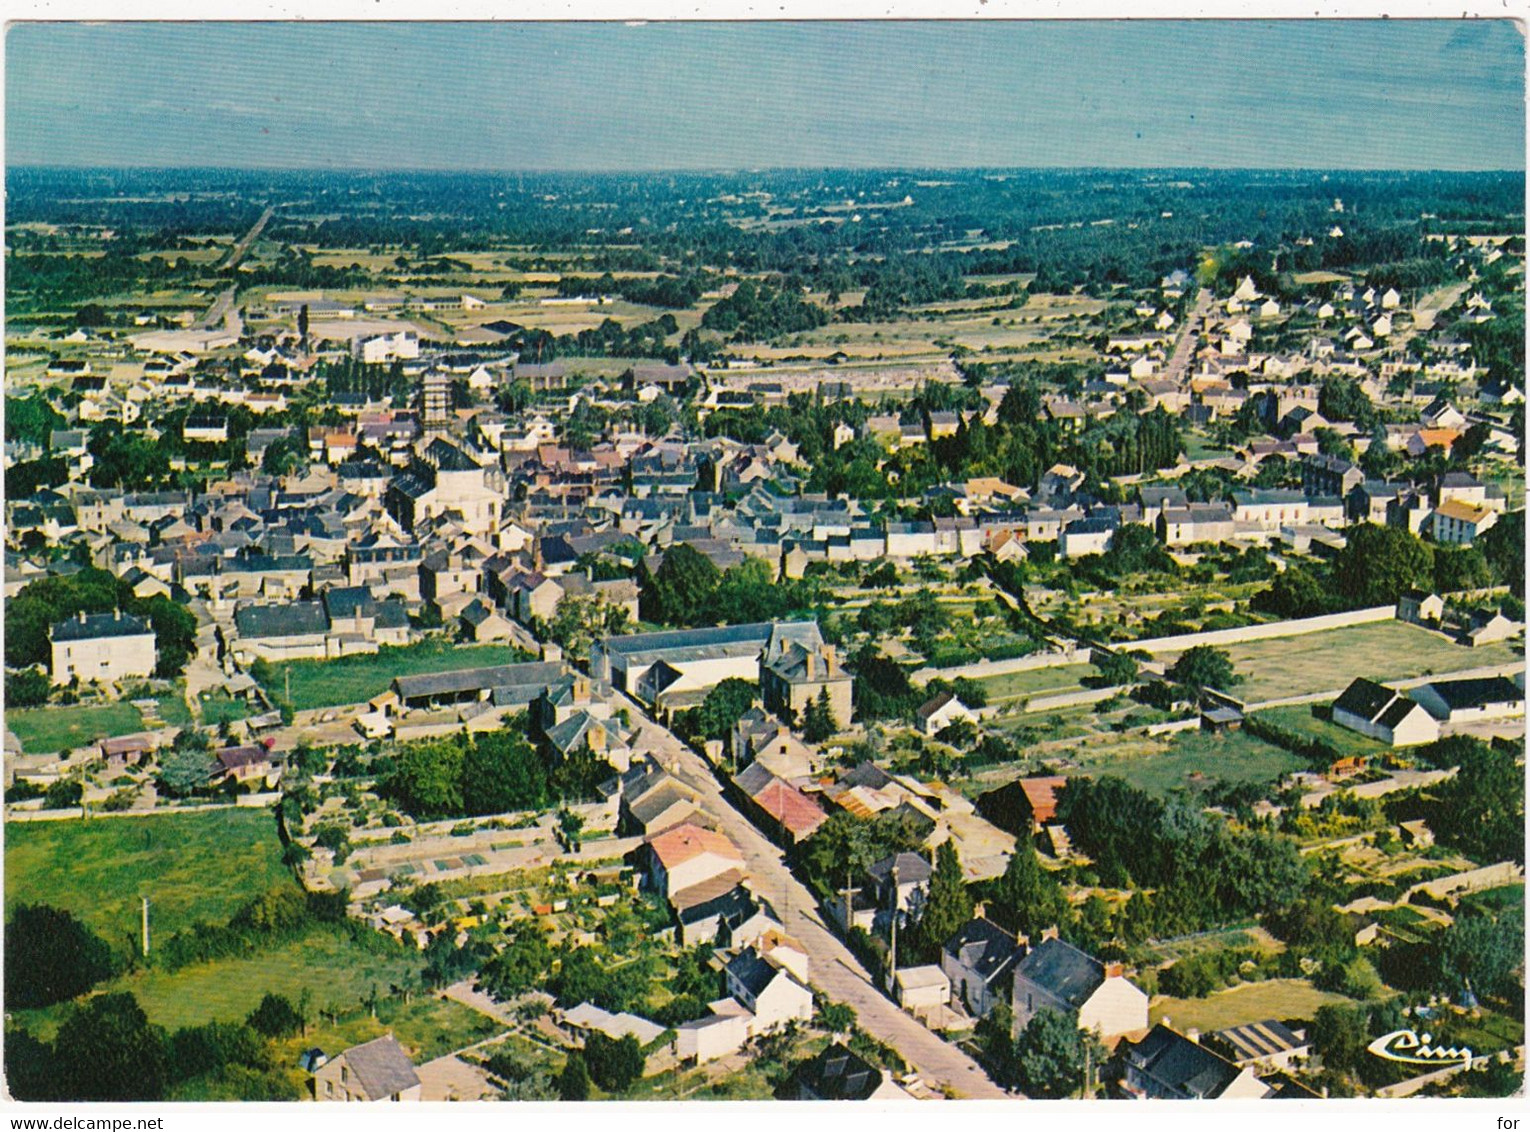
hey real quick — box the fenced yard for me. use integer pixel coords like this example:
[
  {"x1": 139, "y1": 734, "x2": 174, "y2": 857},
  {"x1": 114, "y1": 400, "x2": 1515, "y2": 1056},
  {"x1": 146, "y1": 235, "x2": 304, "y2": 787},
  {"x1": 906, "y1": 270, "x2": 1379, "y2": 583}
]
[
  {"x1": 1182, "y1": 621, "x2": 1522, "y2": 705},
  {"x1": 257, "y1": 640, "x2": 531, "y2": 711}
]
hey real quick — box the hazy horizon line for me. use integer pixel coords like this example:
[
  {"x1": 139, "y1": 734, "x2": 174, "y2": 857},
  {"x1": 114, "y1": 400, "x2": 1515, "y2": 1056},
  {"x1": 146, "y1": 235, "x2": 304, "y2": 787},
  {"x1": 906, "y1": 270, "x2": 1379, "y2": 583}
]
[{"x1": 10, "y1": 163, "x2": 1525, "y2": 175}]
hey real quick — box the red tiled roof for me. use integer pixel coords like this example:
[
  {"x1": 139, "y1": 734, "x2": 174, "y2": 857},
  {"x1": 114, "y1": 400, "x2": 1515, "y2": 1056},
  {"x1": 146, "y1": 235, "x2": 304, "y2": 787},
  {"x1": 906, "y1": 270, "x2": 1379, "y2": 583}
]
[
  {"x1": 1019, "y1": 776, "x2": 1068, "y2": 826},
  {"x1": 751, "y1": 778, "x2": 828, "y2": 838}
]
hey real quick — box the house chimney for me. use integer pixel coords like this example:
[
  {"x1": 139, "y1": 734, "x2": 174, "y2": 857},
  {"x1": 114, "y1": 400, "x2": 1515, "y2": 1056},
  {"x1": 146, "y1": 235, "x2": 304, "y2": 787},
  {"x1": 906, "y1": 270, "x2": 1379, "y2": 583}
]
[
  {"x1": 823, "y1": 644, "x2": 836, "y2": 676},
  {"x1": 1186, "y1": 1028, "x2": 1200, "y2": 1045},
  {"x1": 1104, "y1": 961, "x2": 1124, "y2": 979},
  {"x1": 973, "y1": 901, "x2": 986, "y2": 920},
  {"x1": 1041, "y1": 924, "x2": 1060, "y2": 942}
]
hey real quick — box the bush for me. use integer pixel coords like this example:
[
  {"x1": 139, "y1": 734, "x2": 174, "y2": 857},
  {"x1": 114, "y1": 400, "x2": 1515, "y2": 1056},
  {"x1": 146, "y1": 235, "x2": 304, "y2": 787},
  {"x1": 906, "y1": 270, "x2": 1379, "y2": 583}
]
[
  {"x1": 44, "y1": 778, "x2": 83, "y2": 810},
  {"x1": 247, "y1": 993, "x2": 303, "y2": 1038},
  {"x1": 5, "y1": 904, "x2": 119, "y2": 1008}
]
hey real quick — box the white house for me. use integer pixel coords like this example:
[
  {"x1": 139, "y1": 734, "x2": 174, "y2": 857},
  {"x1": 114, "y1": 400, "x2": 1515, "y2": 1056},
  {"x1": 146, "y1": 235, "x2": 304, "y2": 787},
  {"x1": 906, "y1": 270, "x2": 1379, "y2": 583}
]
[
  {"x1": 1011, "y1": 937, "x2": 1149, "y2": 1041},
  {"x1": 894, "y1": 966, "x2": 951, "y2": 1019},
  {"x1": 50, "y1": 611, "x2": 157, "y2": 686},
  {"x1": 674, "y1": 1009, "x2": 752, "y2": 1065},
  {"x1": 724, "y1": 947, "x2": 814, "y2": 1034},
  {"x1": 916, "y1": 692, "x2": 976, "y2": 737},
  {"x1": 1331, "y1": 678, "x2": 1440, "y2": 747}
]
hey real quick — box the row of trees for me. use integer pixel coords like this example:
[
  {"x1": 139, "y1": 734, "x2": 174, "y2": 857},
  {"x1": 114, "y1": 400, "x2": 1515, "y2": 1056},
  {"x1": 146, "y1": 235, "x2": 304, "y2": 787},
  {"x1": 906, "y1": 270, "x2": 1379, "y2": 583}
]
[
  {"x1": 637, "y1": 546, "x2": 823, "y2": 628},
  {"x1": 379, "y1": 722, "x2": 604, "y2": 820}
]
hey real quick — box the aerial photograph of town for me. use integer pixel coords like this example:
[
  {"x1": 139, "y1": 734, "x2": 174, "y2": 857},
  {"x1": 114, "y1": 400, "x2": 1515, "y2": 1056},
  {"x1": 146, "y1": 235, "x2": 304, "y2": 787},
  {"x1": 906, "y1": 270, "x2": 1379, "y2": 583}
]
[{"x1": 1, "y1": 16, "x2": 1524, "y2": 1109}]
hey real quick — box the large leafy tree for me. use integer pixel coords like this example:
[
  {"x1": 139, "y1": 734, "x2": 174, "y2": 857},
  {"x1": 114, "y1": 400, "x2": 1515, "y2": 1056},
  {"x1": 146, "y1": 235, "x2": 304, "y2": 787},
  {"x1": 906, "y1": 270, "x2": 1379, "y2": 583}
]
[
  {"x1": 5, "y1": 904, "x2": 118, "y2": 1009},
  {"x1": 688, "y1": 678, "x2": 757, "y2": 742},
  {"x1": 462, "y1": 729, "x2": 549, "y2": 816},
  {"x1": 157, "y1": 746, "x2": 219, "y2": 798},
  {"x1": 478, "y1": 924, "x2": 553, "y2": 1000},
  {"x1": 1333, "y1": 524, "x2": 1434, "y2": 607},
  {"x1": 1480, "y1": 510, "x2": 1526, "y2": 597},
  {"x1": 583, "y1": 1032, "x2": 645, "y2": 1093},
  {"x1": 557, "y1": 1052, "x2": 591, "y2": 1101},
  {"x1": 990, "y1": 840, "x2": 1070, "y2": 942},
  {"x1": 382, "y1": 737, "x2": 466, "y2": 819},
  {"x1": 50, "y1": 992, "x2": 170, "y2": 1101},
  {"x1": 1167, "y1": 645, "x2": 1240, "y2": 692},
  {"x1": 638, "y1": 543, "x2": 720, "y2": 625},
  {"x1": 1011, "y1": 1008, "x2": 1105, "y2": 1098}
]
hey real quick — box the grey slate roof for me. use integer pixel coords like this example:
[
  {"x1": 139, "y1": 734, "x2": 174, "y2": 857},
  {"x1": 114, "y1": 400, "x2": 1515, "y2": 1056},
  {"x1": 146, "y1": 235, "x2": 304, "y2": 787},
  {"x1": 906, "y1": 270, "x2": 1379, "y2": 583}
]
[
  {"x1": 795, "y1": 1044, "x2": 886, "y2": 1100},
  {"x1": 337, "y1": 1035, "x2": 420, "y2": 1100},
  {"x1": 1123, "y1": 1024, "x2": 1245, "y2": 1099},
  {"x1": 393, "y1": 661, "x2": 564, "y2": 701},
  {"x1": 235, "y1": 602, "x2": 329, "y2": 639},
  {"x1": 726, "y1": 947, "x2": 782, "y2": 998},
  {"x1": 51, "y1": 611, "x2": 152, "y2": 642},
  {"x1": 867, "y1": 852, "x2": 932, "y2": 887},
  {"x1": 943, "y1": 917, "x2": 1023, "y2": 985},
  {"x1": 1420, "y1": 675, "x2": 1523, "y2": 713},
  {"x1": 1332, "y1": 677, "x2": 1395, "y2": 722},
  {"x1": 1013, "y1": 937, "x2": 1105, "y2": 1010}
]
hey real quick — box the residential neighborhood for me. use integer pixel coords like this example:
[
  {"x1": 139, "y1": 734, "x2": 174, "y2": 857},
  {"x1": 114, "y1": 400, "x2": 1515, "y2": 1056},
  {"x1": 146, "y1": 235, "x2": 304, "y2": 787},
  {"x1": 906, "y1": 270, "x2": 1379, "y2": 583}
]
[{"x1": 4, "y1": 21, "x2": 1525, "y2": 1110}]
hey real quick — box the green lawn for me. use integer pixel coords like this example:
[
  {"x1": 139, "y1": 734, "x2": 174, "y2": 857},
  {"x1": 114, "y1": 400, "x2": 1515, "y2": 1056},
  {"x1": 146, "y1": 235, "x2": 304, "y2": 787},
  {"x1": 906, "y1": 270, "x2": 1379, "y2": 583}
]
[
  {"x1": 1150, "y1": 978, "x2": 1356, "y2": 1031},
  {"x1": 197, "y1": 688, "x2": 254, "y2": 727},
  {"x1": 1071, "y1": 728, "x2": 1307, "y2": 799},
  {"x1": 259, "y1": 640, "x2": 531, "y2": 711},
  {"x1": 977, "y1": 663, "x2": 1096, "y2": 703},
  {"x1": 12, "y1": 925, "x2": 430, "y2": 1041},
  {"x1": 1156, "y1": 620, "x2": 1523, "y2": 705},
  {"x1": 5, "y1": 808, "x2": 289, "y2": 947},
  {"x1": 1250, "y1": 705, "x2": 1388, "y2": 759},
  {"x1": 290, "y1": 994, "x2": 501, "y2": 1065},
  {"x1": 8, "y1": 701, "x2": 145, "y2": 754}
]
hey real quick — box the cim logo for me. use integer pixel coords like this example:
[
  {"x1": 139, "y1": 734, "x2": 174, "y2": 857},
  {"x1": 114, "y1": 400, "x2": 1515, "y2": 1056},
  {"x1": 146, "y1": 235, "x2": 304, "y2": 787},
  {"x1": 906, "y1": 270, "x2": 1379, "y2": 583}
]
[{"x1": 1366, "y1": 1029, "x2": 1473, "y2": 1068}]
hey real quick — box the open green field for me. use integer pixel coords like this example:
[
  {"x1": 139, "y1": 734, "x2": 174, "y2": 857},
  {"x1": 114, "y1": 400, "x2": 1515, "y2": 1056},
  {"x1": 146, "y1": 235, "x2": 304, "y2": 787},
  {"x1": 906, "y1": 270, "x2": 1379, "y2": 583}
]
[
  {"x1": 260, "y1": 640, "x2": 530, "y2": 711},
  {"x1": 1251, "y1": 705, "x2": 1388, "y2": 759},
  {"x1": 293, "y1": 995, "x2": 500, "y2": 1064},
  {"x1": 1156, "y1": 620, "x2": 1522, "y2": 705},
  {"x1": 7, "y1": 702, "x2": 145, "y2": 753},
  {"x1": 5, "y1": 809, "x2": 289, "y2": 946},
  {"x1": 1071, "y1": 728, "x2": 1307, "y2": 799},
  {"x1": 12, "y1": 925, "x2": 431, "y2": 1042},
  {"x1": 977, "y1": 663, "x2": 1096, "y2": 703},
  {"x1": 1150, "y1": 978, "x2": 1356, "y2": 1031},
  {"x1": 7, "y1": 691, "x2": 190, "y2": 754}
]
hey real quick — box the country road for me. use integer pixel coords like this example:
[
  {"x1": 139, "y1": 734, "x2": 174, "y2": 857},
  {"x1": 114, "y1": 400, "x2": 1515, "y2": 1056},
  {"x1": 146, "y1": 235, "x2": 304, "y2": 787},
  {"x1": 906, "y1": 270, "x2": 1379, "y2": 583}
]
[
  {"x1": 622, "y1": 691, "x2": 1012, "y2": 1100},
  {"x1": 1162, "y1": 287, "x2": 1212, "y2": 383},
  {"x1": 221, "y1": 202, "x2": 275, "y2": 270}
]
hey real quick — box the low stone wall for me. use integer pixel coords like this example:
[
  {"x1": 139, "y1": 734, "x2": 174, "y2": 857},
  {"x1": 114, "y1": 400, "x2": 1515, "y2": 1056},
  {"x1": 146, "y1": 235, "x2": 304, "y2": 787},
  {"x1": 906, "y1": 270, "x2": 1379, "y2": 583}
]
[{"x1": 1132, "y1": 605, "x2": 1396, "y2": 655}]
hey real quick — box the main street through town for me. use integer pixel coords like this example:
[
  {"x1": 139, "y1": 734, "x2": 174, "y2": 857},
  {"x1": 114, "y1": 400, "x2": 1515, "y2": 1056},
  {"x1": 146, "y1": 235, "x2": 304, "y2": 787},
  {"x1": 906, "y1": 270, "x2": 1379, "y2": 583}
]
[{"x1": 618, "y1": 690, "x2": 1013, "y2": 1100}]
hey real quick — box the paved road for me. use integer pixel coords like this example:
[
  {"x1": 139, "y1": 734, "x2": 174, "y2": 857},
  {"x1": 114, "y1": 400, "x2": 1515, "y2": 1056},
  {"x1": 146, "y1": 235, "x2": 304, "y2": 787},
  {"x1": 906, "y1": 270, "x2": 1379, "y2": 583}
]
[
  {"x1": 1163, "y1": 288, "x2": 1212, "y2": 383},
  {"x1": 221, "y1": 203, "x2": 275, "y2": 271},
  {"x1": 195, "y1": 285, "x2": 239, "y2": 330},
  {"x1": 623, "y1": 692, "x2": 1011, "y2": 1099}
]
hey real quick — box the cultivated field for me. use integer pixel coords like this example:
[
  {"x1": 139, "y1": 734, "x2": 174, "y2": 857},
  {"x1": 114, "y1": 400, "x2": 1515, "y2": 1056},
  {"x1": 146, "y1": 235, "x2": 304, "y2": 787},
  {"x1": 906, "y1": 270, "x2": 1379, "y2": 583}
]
[{"x1": 8, "y1": 692, "x2": 190, "y2": 754}]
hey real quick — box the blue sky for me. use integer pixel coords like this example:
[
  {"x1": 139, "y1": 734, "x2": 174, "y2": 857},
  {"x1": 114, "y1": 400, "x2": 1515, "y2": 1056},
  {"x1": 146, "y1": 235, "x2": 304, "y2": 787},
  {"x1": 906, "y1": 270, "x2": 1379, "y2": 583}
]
[{"x1": 5, "y1": 21, "x2": 1524, "y2": 170}]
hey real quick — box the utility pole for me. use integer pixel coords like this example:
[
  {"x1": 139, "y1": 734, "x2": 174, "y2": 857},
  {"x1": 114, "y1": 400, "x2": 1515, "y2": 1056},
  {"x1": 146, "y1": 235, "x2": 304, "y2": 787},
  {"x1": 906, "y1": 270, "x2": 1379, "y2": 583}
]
[{"x1": 141, "y1": 896, "x2": 150, "y2": 958}]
